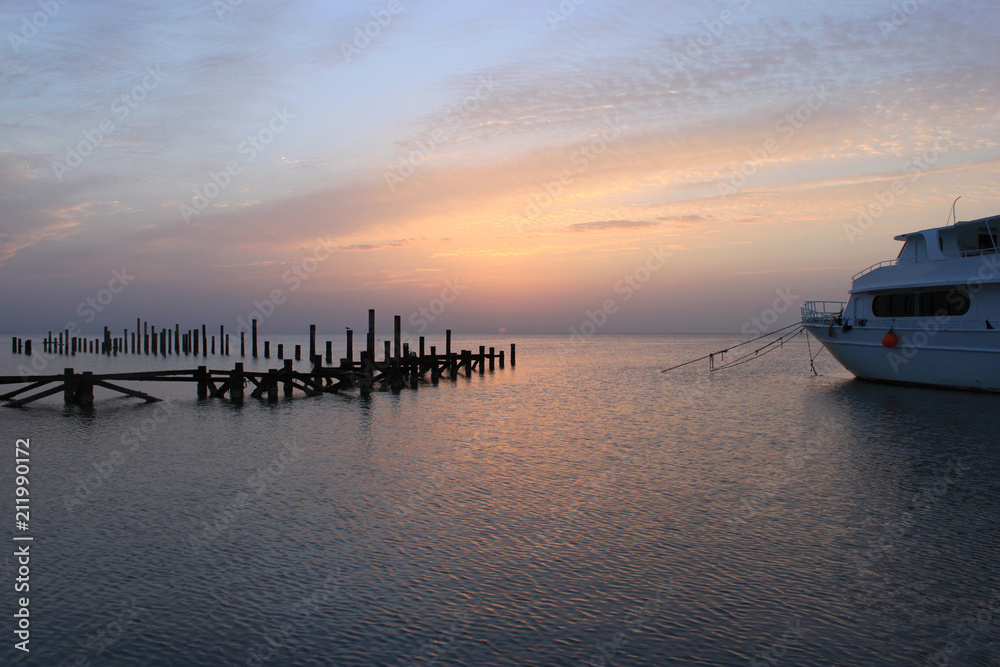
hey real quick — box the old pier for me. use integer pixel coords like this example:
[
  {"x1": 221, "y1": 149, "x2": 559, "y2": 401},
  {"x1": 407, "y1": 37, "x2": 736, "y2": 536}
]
[{"x1": 2, "y1": 310, "x2": 515, "y2": 408}]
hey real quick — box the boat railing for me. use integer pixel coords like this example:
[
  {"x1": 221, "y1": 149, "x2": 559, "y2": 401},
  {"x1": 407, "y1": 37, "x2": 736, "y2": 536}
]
[
  {"x1": 801, "y1": 301, "x2": 846, "y2": 325},
  {"x1": 852, "y1": 257, "x2": 918, "y2": 281}
]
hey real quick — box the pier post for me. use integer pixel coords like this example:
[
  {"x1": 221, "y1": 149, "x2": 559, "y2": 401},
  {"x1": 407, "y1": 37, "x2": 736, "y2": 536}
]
[
  {"x1": 294, "y1": 345, "x2": 301, "y2": 361},
  {"x1": 63, "y1": 368, "x2": 75, "y2": 404},
  {"x1": 230, "y1": 362, "x2": 244, "y2": 401},
  {"x1": 252, "y1": 319, "x2": 258, "y2": 358},
  {"x1": 489, "y1": 347, "x2": 495, "y2": 371},
  {"x1": 264, "y1": 341, "x2": 270, "y2": 359},
  {"x1": 283, "y1": 359, "x2": 293, "y2": 397},
  {"x1": 193, "y1": 329, "x2": 199, "y2": 356},
  {"x1": 479, "y1": 346, "x2": 485, "y2": 374},
  {"x1": 202, "y1": 324, "x2": 207, "y2": 357},
  {"x1": 499, "y1": 350, "x2": 505, "y2": 369},
  {"x1": 367, "y1": 309, "x2": 376, "y2": 370},
  {"x1": 76, "y1": 371, "x2": 94, "y2": 407},
  {"x1": 277, "y1": 343, "x2": 284, "y2": 359},
  {"x1": 220, "y1": 325, "x2": 225, "y2": 355},
  {"x1": 327, "y1": 340, "x2": 334, "y2": 366},
  {"x1": 309, "y1": 324, "x2": 316, "y2": 362},
  {"x1": 394, "y1": 315, "x2": 401, "y2": 363},
  {"x1": 266, "y1": 369, "x2": 278, "y2": 403},
  {"x1": 175, "y1": 324, "x2": 180, "y2": 354},
  {"x1": 511, "y1": 343, "x2": 516, "y2": 368},
  {"x1": 346, "y1": 329, "x2": 353, "y2": 364},
  {"x1": 197, "y1": 366, "x2": 208, "y2": 399},
  {"x1": 241, "y1": 331, "x2": 245, "y2": 357},
  {"x1": 144, "y1": 322, "x2": 149, "y2": 355}
]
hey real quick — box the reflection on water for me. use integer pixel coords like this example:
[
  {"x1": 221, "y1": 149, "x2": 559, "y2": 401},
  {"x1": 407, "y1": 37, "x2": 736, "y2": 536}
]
[{"x1": 1, "y1": 335, "x2": 998, "y2": 665}]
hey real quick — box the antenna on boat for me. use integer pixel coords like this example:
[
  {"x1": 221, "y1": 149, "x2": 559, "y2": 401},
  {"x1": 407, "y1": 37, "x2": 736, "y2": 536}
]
[{"x1": 948, "y1": 196, "x2": 961, "y2": 225}]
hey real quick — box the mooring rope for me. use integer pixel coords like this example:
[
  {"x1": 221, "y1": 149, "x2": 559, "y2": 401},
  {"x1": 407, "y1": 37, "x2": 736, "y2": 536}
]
[
  {"x1": 660, "y1": 321, "x2": 803, "y2": 373},
  {"x1": 806, "y1": 332, "x2": 828, "y2": 376},
  {"x1": 709, "y1": 326, "x2": 805, "y2": 372}
]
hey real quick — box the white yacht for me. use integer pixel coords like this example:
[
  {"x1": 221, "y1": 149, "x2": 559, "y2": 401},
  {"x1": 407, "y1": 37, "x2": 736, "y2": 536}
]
[{"x1": 802, "y1": 212, "x2": 1000, "y2": 390}]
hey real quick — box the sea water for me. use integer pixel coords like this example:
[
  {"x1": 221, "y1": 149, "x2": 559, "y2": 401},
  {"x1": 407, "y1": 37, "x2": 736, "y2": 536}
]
[{"x1": 1, "y1": 334, "x2": 998, "y2": 665}]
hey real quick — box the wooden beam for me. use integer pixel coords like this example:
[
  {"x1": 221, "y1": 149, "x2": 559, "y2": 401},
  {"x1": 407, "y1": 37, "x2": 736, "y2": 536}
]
[
  {"x1": 5, "y1": 383, "x2": 70, "y2": 408},
  {"x1": 93, "y1": 380, "x2": 162, "y2": 403}
]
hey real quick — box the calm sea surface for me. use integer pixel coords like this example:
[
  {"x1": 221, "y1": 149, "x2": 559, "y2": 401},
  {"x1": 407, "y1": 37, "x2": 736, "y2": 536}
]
[{"x1": 1, "y1": 333, "x2": 999, "y2": 666}]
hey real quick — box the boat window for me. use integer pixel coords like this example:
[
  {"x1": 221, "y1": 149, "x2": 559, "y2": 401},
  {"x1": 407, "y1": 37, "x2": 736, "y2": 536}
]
[
  {"x1": 978, "y1": 232, "x2": 997, "y2": 253},
  {"x1": 872, "y1": 289, "x2": 970, "y2": 317}
]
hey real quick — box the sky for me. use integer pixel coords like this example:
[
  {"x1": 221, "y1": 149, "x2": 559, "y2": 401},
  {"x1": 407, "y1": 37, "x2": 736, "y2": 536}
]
[{"x1": 1, "y1": 0, "x2": 999, "y2": 336}]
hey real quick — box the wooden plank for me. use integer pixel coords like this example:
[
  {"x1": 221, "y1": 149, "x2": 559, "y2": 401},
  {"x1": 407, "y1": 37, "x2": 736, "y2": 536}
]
[
  {"x1": 0, "y1": 375, "x2": 65, "y2": 385},
  {"x1": 0, "y1": 380, "x2": 55, "y2": 400},
  {"x1": 94, "y1": 380, "x2": 161, "y2": 403},
  {"x1": 5, "y1": 383, "x2": 69, "y2": 408}
]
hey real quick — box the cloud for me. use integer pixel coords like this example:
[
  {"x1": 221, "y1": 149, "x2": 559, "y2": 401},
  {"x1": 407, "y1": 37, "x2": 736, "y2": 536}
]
[
  {"x1": 566, "y1": 219, "x2": 660, "y2": 232},
  {"x1": 338, "y1": 239, "x2": 412, "y2": 252}
]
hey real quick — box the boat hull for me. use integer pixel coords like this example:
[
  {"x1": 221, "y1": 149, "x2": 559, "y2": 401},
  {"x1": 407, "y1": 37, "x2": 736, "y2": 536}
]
[{"x1": 805, "y1": 325, "x2": 1000, "y2": 391}]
